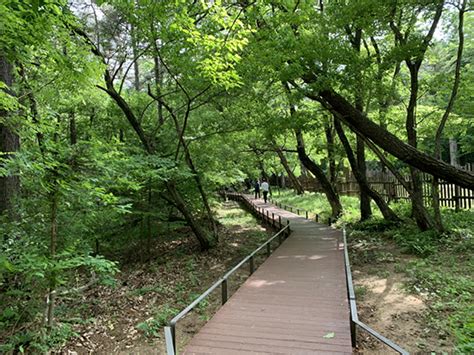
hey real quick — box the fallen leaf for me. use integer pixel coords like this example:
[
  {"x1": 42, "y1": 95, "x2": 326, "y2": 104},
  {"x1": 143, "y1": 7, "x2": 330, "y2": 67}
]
[{"x1": 323, "y1": 332, "x2": 335, "y2": 338}]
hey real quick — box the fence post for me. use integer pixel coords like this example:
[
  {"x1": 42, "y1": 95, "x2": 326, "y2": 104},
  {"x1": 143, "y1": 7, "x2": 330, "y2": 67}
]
[
  {"x1": 297, "y1": 208, "x2": 299, "y2": 215},
  {"x1": 272, "y1": 212, "x2": 275, "y2": 227},
  {"x1": 222, "y1": 279, "x2": 228, "y2": 305},
  {"x1": 455, "y1": 185, "x2": 461, "y2": 212},
  {"x1": 266, "y1": 243, "x2": 271, "y2": 257},
  {"x1": 286, "y1": 220, "x2": 290, "y2": 237},
  {"x1": 305, "y1": 211, "x2": 308, "y2": 219},
  {"x1": 316, "y1": 214, "x2": 319, "y2": 223},
  {"x1": 249, "y1": 256, "x2": 255, "y2": 275},
  {"x1": 279, "y1": 215, "x2": 282, "y2": 229}
]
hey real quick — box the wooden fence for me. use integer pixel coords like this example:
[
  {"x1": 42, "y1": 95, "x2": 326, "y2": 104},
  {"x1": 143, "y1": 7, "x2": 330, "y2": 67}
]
[{"x1": 295, "y1": 163, "x2": 474, "y2": 210}]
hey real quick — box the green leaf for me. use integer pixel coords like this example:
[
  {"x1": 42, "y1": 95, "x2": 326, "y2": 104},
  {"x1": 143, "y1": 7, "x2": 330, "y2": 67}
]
[{"x1": 323, "y1": 332, "x2": 335, "y2": 339}]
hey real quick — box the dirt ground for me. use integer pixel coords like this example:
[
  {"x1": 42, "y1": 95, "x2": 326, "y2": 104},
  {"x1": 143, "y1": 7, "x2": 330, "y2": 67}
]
[{"x1": 350, "y1": 239, "x2": 455, "y2": 354}]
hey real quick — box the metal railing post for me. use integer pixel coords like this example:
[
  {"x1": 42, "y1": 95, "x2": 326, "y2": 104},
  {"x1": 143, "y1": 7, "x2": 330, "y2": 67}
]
[
  {"x1": 222, "y1": 279, "x2": 228, "y2": 305},
  {"x1": 297, "y1": 208, "x2": 299, "y2": 215},
  {"x1": 266, "y1": 243, "x2": 271, "y2": 257},
  {"x1": 272, "y1": 212, "x2": 275, "y2": 227},
  {"x1": 165, "y1": 326, "x2": 175, "y2": 355},
  {"x1": 171, "y1": 324, "x2": 176, "y2": 354},
  {"x1": 279, "y1": 215, "x2": 282, "y2": 229},
  {"x1": 305, "y1": 211, "x2": 308, "y2": 219},
  {"x1": 351, "y1": 315, "x2": 357, "y2": 347},
  {"x1": 316, "y1": 214, "x2": 319, "y2": 223},
  {"x1": 249, "y1": 256, "x2": 255, "y2": 275}
]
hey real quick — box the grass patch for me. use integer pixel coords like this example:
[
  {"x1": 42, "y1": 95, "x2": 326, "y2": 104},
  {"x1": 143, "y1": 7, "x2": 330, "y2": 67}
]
[{"x1": 270, "y1": 189, "x2": 366, "y2": 224}]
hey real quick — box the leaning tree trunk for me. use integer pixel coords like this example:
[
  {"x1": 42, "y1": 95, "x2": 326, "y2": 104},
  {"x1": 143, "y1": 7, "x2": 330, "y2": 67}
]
[
  {"x1": 334, "y1": 119, "x2": 400, "y2": 222},
  {"x1": 274, "y1": 145, "x2": 304, "y2": 195},
  {"x1": 295, "y1": 129, "x2": 342, "y2": 218},
  {"x1": 102, "y1": 68, "x2": 211, "y2": 249},
  {"x1": 363, "y1": 135, "x2": 435, "y2": 230},
  {"x1": 75, "y1": 27, "x2": 212, "y2": 249},
  {"x1": 181, "y1": 140, "x2": 218, "y2": 240},
  {"x1": 0, "y1": 55, "x2": 20, "y2": 218},
  {"x1": 310, "y1": 89, "x2": 474, "y2": 189},
  {"x1": 167, "y1": 181, "x2": 210, "y2": 250}
]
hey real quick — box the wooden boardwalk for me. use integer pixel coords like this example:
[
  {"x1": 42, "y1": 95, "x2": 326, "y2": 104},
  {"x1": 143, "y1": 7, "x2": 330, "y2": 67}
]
[{"x1": 183, "y1": 196, "x2": 352, "y2": 354}]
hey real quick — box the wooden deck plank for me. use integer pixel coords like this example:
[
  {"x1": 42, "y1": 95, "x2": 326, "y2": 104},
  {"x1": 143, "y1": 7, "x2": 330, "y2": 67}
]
[{"x1": 182, "y1": 196, "x2": 352, "y2": 354}]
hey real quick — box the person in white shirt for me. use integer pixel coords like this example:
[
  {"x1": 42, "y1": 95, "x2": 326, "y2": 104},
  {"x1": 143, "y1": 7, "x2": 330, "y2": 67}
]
[{"x1": 261, "y1": 179, "x2": 270, "y2": 203}]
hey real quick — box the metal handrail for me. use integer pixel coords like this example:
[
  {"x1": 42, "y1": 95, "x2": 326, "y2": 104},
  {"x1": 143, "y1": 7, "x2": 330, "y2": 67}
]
[
  {"x1": 343, "y1": 228, "x2": 410, "y2": 354},
  {"x1": 165, "y1": 193, "x2": 291, "y2": 355}
]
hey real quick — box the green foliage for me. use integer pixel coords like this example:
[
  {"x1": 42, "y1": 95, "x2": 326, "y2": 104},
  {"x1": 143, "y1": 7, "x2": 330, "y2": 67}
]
[{"x1": 136, "y1": 305, "x2": 178, "y2": 338}]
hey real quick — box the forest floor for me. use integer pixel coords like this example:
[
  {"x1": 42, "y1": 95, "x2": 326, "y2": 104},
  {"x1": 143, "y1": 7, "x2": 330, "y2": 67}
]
[
  {"x1": 349, "y1": 236, "x2": 455, "y2": 353},
  {"x1": 59, "y1": 200, "x2": 273, "y2": 354}
]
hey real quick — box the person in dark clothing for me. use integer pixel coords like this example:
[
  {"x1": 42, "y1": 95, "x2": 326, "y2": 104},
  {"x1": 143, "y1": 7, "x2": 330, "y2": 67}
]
[{"x1": 254, "y1": 180, "x2": 260, "y2": 199}]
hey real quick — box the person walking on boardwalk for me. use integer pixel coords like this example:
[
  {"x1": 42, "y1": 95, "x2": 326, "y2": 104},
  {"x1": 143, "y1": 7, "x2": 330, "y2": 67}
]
[
  {"x1": 261, "y1": 179, "x2": 269, "y2": 203},
  {"x1": 254, "y1": 180, "x2": 261, "y2": 199}
]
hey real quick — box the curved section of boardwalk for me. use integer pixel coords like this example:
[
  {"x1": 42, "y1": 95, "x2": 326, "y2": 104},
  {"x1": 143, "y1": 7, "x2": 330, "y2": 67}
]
[{"x1": 184, "y1": 196, "x2": 352, "y2": 354}]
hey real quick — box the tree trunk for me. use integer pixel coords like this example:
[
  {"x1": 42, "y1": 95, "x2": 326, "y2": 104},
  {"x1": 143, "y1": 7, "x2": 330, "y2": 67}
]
[
  {"x1": 167, "y1": 181, "x2": 210, "y2": 250},
  {"x1": 357, "y1": 136, "x2": 372, "y2": 220},
  {"x1": 46, "y1": 186, "x2": 58, "y2": 328},
  {"x1": 311, "y1": 89, "x2": 474, "y2": 189},
  {"x1": 324, "y1": 122, "x2": 337, "y2": 185},
  {"x1": 295, "y1": 129, "x2": 342, "y2": 218},
  {"x1": 182, "y1": 142, "x2": 218, "y2": 240},
  {"x1": 76, "y1": 27, "x2": 212, "y2": 248},
  {"x1": 69, "y1": 112, "x2": 77, "y2": 145},
  {"x1": 433, "y1": 1, "x2": 466, "y2": 228},
  {"x1": 275, "y1": 145, "x2": 304, "y2": 195},
  {"x1": 169, "y1": 112, "x2": 218, "y2": 240},
  {"x1": 406, "y1": 62, "x2": 436, "y2": 231},
  {"x1": 131, "y1": 23, "x2": 140, "y2": 91},
  {"x1": 334, "y1": 119, "x2": 400, "y2": 222},
  {"x1": 100, "y1": 68, "x2": 212, "y2": 249},
  {"x1": 153, "y1": 47, "x2": 164, "y2": 126},
  {"x1": 361, "y1": 123, "x2": 436, "y2": 230},
  {"x1": 350, "y1": 27, "x2": 372, "y2": 221},
  {"x1": 0, "y1": 55, "x2": 20, "y2": 218}
]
